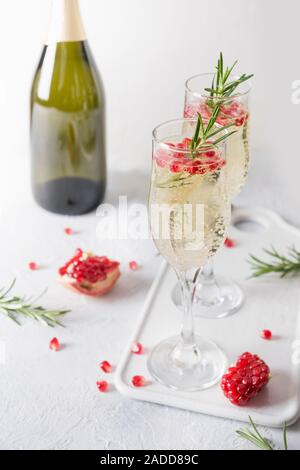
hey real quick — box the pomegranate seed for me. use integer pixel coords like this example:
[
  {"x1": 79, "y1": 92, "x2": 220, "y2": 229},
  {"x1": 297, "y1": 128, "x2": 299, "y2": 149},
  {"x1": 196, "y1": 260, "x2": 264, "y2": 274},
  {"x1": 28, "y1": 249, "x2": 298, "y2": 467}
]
[
  {"x1": 49, "y1": 337, "x2": 60, "y2": 351},
  {"x1": 224, "y1": 238, "x2": 235, "y2": 248},
  {"x1": 29, "y1": 262, "x2": 38, "y2": 271},
  {"x1": 64, "y1": 228, "x2": 74, "y2": 235},
  {"x1": 129, "y1": 261, "x2": 138, "y2": 271},
  {"x1": 100, "y1": 360, "x2": 112, "y2": 373},
  {"x1": 170, "y1": 163, "x2": 183, "y2": 173},
  {"x1": 132, "y1": 375, "x2": 147, "y2": 387},
  {"x1": 235, "y1": 117, "x2": 245, "y2": 127},
  {"x1": 261, "y1": 329, "x2": 272, "y2": 340},
  {"x1": 131, "y1": 342, "x2": 143, "y2": 355},
  {"x1": 96, "y1": 381, "x2": 109, "y2": 392}
]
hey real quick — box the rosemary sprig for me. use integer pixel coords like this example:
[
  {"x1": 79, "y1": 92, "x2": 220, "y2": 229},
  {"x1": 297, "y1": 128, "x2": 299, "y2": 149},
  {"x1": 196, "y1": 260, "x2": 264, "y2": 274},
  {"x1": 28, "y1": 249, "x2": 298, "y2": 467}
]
[
  {"x1": 190, "y1": 108, "x2": 236, "y2": 155},
  {"x1": 248, "y1": 246, "x2": 300, "y2": 278},
  {"x1": 0, "y1": 279, "x2": 69, "y2": 327},
  {"x1": 204, "y1": 52, "x2": 253, "y2": 98},
  {"x1": 236, "y1": 416, "x2": 288, "y2": 450}
]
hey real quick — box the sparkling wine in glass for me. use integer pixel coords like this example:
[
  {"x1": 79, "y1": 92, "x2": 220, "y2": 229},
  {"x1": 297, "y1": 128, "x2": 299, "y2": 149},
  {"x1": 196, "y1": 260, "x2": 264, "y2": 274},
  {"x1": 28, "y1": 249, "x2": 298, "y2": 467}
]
[
  {"x1": 185, "y1": 73, "x2": 250, "y2": 199},
  {"x1": 148, "y1": 118, "x2": 231, "y2": 390},
  {"x1": 172, "y1": 70, "x2": 251, "y2": 319}
]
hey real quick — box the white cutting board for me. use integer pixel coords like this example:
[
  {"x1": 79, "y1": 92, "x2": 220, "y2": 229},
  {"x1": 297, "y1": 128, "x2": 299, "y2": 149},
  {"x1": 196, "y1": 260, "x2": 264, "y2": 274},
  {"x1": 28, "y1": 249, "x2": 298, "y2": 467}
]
[{"x1": 115, "y1": 207, "x2": 300, "y2": 428}]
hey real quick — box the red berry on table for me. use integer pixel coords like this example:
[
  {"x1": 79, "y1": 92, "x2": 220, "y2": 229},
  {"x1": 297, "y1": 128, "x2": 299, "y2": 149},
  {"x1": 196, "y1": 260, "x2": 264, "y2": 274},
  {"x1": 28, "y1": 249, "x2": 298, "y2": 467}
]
[
  {"x1": 49, "y1": 337, "x2": 60, "y2": 351},
  {"x1": 221, "y1": 352, "x2": 270, "y2": 406},
  {"x1": 97, "y1": 381, "x2": 109, "y2": 393},
  {"x1": 129, "y1": 261, "x2": 138, "y2": 271},
  {"x1": 132, "y1": 375, "x2": 147, "y2": 387},
  {"x1": 64, "y1": 227, "x2": 74, "y2": 235},
  {"x1": 100, "y1": 360, "x2": 112, "y2": 374},
  {"x1": 29, "y1": 262, "x2": 38, "y2": 271},
  {"x1": 131, "y1": 342, "x2": 143, "y2": 355},
  {"x1": 261, "y1": 329, "x2": 272, "y2": 340},
  {"x1": 224, "y1": 237, "x2": 235, "y2": 248}
]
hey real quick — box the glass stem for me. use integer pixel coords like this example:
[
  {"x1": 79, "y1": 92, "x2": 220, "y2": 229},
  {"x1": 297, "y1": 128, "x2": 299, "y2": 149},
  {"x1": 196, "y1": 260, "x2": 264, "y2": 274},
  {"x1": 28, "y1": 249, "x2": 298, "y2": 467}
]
[
  {"x1": 171, "y1": 271, "x2": 200, "y2": 368},
  {"x1": 196, "y1": 259, "x2": 223, "y2": 306}
]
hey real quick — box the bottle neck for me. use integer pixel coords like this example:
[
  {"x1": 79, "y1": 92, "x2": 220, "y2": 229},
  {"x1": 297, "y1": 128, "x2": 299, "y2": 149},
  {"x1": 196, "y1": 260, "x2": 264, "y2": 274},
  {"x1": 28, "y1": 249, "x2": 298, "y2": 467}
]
[{"x1": 46, "y1": 0, "x2": 86, "y2": 45}]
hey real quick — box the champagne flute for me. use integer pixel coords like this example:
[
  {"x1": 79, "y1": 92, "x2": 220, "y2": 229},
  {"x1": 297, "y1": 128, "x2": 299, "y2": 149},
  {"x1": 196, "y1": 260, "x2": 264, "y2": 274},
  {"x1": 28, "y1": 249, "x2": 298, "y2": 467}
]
[
  {"x1": 148, "y1": 117, "x2": 231, "y2": 390},
  {"x1": 172, "y1": 72, "x2": 251, "y2": 318}
]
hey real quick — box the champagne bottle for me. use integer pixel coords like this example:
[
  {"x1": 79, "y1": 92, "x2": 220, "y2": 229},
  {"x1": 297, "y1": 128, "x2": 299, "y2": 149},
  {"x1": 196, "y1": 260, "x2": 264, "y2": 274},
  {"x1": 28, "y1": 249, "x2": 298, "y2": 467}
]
[{"x1": 30, "y1": 0, "x2": 106, "y2": 215}]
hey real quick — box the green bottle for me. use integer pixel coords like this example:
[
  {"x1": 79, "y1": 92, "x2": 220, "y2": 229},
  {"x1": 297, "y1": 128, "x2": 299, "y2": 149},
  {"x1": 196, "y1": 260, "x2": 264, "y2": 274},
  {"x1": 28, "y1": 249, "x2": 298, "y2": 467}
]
[{"x1": 31, "y1": 0, "x2": 106, "y2": 215}]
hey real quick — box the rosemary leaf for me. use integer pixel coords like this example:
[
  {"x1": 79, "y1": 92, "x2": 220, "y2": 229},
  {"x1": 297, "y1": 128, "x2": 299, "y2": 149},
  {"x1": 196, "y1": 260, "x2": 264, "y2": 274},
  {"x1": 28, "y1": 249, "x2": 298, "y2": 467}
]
[
  {"x1": 208, "y1": 52, "x2": 253, "y2": 98},
  {"x1": 0, "y1": 280, "x2": 69, "y2": 327},
  {"x1": 248, "y1": 246, "x2": 300, "y2": 278}
]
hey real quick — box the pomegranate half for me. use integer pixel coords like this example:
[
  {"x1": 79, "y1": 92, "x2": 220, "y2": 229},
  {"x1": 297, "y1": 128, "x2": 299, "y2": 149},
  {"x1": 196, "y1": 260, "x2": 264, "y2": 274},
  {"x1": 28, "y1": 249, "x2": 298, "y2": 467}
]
[{"x1": 59, "y1": 249, "x2": 120, "y2": 296}]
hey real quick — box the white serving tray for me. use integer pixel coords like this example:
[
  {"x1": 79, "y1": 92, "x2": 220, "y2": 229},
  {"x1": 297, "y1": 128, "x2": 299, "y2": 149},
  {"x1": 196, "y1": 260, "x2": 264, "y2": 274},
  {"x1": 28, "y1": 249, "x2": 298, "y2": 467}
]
[{"x1": 115, "y1": 207, "x2": 300, "y2": 427}]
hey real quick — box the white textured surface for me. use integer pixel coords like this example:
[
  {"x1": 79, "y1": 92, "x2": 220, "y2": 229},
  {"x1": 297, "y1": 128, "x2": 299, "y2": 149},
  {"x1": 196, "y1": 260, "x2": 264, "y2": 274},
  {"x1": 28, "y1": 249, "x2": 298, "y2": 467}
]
[
  {"x1": 0, "y1": 172, "x2": 299, "y2": 450},
  {"x1": 115, "y1": 208, "x2": 300, "y2": 429},
  {"x1": 0, "y1": 0, "x2": 300, "y2": 451}
]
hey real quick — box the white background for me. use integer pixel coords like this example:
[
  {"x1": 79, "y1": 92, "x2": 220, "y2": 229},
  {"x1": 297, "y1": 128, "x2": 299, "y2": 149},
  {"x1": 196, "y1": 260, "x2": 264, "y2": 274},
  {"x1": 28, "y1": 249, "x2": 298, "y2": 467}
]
[
  {"x1": 0, "y1": 0, "x2": 300, "y2": 451},
  {"x1": 0, "y1": 0, "x2": 299, "y2": 223}
]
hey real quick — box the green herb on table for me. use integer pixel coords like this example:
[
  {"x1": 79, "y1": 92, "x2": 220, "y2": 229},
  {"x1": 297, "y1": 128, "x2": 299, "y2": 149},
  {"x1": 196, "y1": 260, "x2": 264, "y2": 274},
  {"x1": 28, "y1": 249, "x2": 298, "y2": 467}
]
[
  {"x1": 248, "y1": 246, "x2": 300, "y2": 278},
  {"x1": 236, "y1": 416, "x2": 288, "y2": 450},
  {"x1": 0, "y1": 279, "x2": 69, "y2": 327}
]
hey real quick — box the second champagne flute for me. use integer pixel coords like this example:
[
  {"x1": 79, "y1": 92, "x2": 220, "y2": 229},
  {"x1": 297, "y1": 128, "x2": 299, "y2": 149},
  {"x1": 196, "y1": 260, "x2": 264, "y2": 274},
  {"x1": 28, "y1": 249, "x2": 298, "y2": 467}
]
[{"x1": 172, "y1": 60, "x2": 252, "y2": 318}]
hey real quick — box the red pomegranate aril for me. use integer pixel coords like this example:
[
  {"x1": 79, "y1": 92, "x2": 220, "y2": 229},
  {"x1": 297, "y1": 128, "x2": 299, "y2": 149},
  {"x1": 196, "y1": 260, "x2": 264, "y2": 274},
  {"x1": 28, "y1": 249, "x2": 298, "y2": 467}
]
[
  {"x1": 156, "y1": 158, "x2": 166, "y2": 168},
  {"x1": 221, "y1": 352, "x2": 270, "y2": 406},
  {"x1": 97, "y1": 381, "x2": 109, "y2": 393},
  {"x1": 208, "y1": 162, "x2": 219, "y2": 172},
  {"x1": 170, "y1": 163, "x2": 183, "y2": 173},
  {"x1": 187, "y1": 163, "x2": 199, "y2": 175},
  {"x1": 132, "y1": 375, "x2": 147, "y2": 387},
  {"x1": 29, "y1": 262, "x2": 38, "y2": 271},
  {"x1": 64, "y1": 228, "x2": 74, "y2": 235},
  {"x1": 224, "y1": 237, "x2": 235, "y2": 248},
  {"x1": 235, "y1": 117, "x2": 245, "y2": 127},
  {"x1": 181, "y1": 137, "x2": 192, "y2": 147},
  {"x1": 129, "y1": 261, "x2": 138, "y2": 271},
  {"x1": 131, "y1": 342, "x2": 143, "y2": 355},
  {"x1": 205, "y1": 150, "x2": 216, "y2": 158},
  {"x1": 261, "y1": 329, "x2": 272, "y2": 340},
  {"x1": 100, "y1": 360, "x2": 112, "y2": 374},
  {"x1": 49, "y1": 337, "x2": 60, "y2": 351}
]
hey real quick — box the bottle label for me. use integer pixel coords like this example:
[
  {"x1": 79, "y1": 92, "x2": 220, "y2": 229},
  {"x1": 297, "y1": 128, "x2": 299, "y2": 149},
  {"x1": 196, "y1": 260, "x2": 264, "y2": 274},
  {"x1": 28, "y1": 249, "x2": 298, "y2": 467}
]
[{"x1": 46, "y1": 0, "x2": 87, "y2": 44}]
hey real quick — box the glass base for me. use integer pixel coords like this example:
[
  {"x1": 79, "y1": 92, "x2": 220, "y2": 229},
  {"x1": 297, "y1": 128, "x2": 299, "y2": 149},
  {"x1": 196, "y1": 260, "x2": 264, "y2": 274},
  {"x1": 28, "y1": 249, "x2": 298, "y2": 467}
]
[
  {"x1": 147, "y1": 335, "x2": 227, "y2": 391},
  {"x1": 172, "y1": 277, "x2": 244, "y2": 319}
]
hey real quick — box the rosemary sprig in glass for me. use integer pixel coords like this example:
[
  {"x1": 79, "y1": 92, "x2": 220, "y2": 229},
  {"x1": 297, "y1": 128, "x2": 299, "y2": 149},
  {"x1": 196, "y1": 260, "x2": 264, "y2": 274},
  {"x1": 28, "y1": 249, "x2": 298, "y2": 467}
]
[
  {"x1": 236, "y1": 416, "x2": 288, "y2": 450},
  {"x1": 190, "y1": 106, "x2": 236, "y2": 155},
  {"x1": 248, "y1": 246, "x2": 300, "y2": 278},
  {"x1": 156, "y1": 108, "x2": 236, "y2": 189},
  {"x1": 205, "y1": 51, "x2": 254, "y2": 98},
  {"x1": 0, "y1": 279, "x2": 69, "y2": 327}
]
